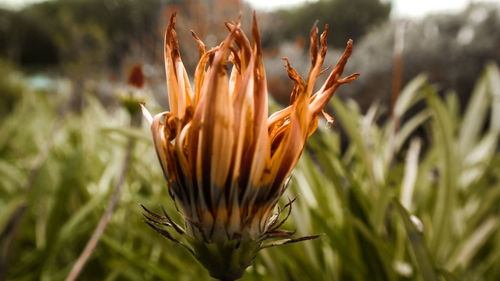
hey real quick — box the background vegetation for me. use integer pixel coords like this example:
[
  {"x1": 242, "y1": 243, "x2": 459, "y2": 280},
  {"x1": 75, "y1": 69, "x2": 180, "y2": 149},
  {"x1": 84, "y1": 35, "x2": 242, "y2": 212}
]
[{"x1": 1, "y1": 0, "x2": 500, "y2": 280}]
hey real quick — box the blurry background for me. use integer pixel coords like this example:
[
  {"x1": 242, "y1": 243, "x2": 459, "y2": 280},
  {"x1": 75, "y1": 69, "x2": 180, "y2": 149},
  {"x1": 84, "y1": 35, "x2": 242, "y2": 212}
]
[
  {"x1": 1, "y1": 0, "x2": 500, "y2": 280},
  {"x1": 1, "y1": 0, "x2": 500, "y2": 111}
]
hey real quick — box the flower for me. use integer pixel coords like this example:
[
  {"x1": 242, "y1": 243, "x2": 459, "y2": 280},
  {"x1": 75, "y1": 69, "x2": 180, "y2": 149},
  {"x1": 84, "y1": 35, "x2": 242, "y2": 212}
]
[
  {"x1": 141, "y1": 12, "x2": 358, "y2": 280},
  {"x1": 127, "y1": 63, "x2": 145, "y2": 89}
]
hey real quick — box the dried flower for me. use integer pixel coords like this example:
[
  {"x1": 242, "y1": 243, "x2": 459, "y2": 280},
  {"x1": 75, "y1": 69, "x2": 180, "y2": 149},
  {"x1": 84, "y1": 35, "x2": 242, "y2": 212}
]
[
  {"x1": 127, "y1": 63, "x2": 145, "y2": 89},
  {"x1": 141, "y1": 12, "x2": 358, "y2": 281}
]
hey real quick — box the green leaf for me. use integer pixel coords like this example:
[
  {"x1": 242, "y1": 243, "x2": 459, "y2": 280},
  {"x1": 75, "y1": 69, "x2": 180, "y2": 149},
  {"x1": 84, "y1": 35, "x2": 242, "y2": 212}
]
[
  {"x1": 100, "y1": 235, "x2": 179, "y2": 281},
  {"x1": 100, "y1": 126, "x2": 151, "y2": 142},
  {"x1": 0, "y1": 196, "x2": 26, "y2": 233},
  {"x1": 395, "y1": 111, "x2": 431, "y2": 152},
  {"x1": 393, "y1": 199, "x2": 440, "y2": 281},
  {"x1": 425, "y1": 86, "x2": 459, "y2": 253},
  {"x1": 400, "y1": 138, "x2": 421, "y2": 210},
  {"x1": 459, "y1": 131, "x2": 499, "y2": 188},
  {"x1": 447, "y1": 216, "x2": 498, "y2": 270},
  {"x1": 459, "y1": 73, "x2": 489, "y2": 154},
  {"x1": 486, "y1": 63, "x2": 500, "y2": 133},
  {"x1": 394, "y1": 74, "x2": 427, "y2": 118}
]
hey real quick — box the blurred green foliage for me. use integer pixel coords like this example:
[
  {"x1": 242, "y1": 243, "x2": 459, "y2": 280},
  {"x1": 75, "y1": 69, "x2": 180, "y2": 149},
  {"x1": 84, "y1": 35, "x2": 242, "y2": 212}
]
[
  {"x1": 0, "y1": 0, "x2": 162, "y2": 70},
  {"x1": 0, "y1": 0, "x2": 391, "y2": 73},
  {"x1": 1, "y1": 58, "x2": 500, "y2": 280},
  {"x1": 0, "y1": 60, "x2": 24, "y2": 119},
  {"x1": 273, "y1": 0, "x2": 391, "y2": 47}
]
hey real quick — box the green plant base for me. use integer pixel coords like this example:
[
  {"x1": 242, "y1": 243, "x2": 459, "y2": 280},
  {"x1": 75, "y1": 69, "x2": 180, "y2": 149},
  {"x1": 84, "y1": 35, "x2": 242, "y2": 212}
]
[{"x1": 192, "y1": 238, "x2": 261, "y2": 281}]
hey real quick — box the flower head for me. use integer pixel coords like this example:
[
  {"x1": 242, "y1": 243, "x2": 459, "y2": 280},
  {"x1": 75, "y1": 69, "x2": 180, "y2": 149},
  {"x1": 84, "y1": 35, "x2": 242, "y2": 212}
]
[{"x1": 141, "y1": 12, "x2": 358, "y2": 280}]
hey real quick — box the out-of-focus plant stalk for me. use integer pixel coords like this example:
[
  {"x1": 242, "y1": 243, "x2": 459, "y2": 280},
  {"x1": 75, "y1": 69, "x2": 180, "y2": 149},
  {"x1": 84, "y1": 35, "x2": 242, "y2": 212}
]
[
  {"x1": 391, "y1": 21, "x2": 406, "y2": 133},
  {"x1": 65, "y1": 66, "x2": 145, "y2": 281}
]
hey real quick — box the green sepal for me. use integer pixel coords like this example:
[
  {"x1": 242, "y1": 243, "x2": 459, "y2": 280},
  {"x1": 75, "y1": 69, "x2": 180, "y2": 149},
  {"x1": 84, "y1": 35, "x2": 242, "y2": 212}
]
[{"x1": 191, "y1": 238, "x2": 261, "y2": 281}]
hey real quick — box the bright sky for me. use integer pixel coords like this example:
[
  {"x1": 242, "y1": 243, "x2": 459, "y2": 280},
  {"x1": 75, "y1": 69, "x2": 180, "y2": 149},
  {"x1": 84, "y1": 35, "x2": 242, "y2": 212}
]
[
  {"x1": 1, "y1": 0, "x2": 500, "y2": 17},
  {"x1": 246, "y1": 0, "x2": 500, "y2": 17}
]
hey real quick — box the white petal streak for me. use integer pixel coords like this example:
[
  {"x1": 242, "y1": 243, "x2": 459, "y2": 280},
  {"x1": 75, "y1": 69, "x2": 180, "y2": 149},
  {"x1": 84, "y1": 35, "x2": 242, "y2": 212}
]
[{"x1": 140, "y1": 103, "x2": 153, "y2": 125}]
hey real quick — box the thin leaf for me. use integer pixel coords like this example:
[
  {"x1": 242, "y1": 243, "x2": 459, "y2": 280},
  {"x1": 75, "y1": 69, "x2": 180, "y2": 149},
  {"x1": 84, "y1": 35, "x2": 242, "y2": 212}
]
[
  {"x1": 447, "y1": 216, "x2": 498, "y2": 270},
  {"x1": 393, "y1": 199, "x2": 440, "y2": 281}
]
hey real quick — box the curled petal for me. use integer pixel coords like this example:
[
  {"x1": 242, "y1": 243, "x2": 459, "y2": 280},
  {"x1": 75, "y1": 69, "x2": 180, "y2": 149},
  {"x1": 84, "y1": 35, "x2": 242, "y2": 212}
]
[
  {"x1": 140, "y1": 103, "x2": 153, "y2": 125},
  {"x1": 309, "y1": 40, "x2": 359, "y2": 119},
  {"x1": 164, "y1": 13, "x2": 193, "y2": 120}
]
